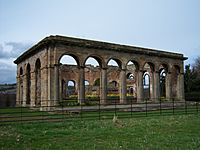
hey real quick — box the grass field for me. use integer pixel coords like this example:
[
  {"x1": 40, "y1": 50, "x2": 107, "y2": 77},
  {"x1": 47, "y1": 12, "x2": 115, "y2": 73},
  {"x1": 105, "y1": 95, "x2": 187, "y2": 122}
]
[{"x1": 0, "y1": 114, "x2": 200, "y2": 150}]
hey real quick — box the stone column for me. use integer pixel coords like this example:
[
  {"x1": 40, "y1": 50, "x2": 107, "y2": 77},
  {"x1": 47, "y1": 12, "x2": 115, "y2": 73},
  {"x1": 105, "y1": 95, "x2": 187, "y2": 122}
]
[
  {"x1": 41, "y1": 67, "x2": 48, "y2": 108},
  {"x1": 64, "y1": 80, "x2": 67, "y2": 99},
  {"x1": 22, "y1": 74, "x2": 27, "y2": 106},
  {"x1": 100, "y1": 68, "x2": 107, "y2": 104},
  {"x1": 166, "y1": 72, "x2": 172, "y2": 100},
  {"x1": 59, "y1": 76, "x2": 62, "y2": 101},
  {"x1": 150, "y1": 72, "x2": 154, "y2": 101},
  {"x1": 154, "y1": 71, "x2": 160, "y2": 101},
  {"x1": 120, "y1": 69, "x2": 127, "y2": 104},
  {"x1": 178, "y1": 73, "x2": 185, "y2": 101},
  {"x1": 16, "y1": 76, "x2": 20, "y2": 106},
  {"x1": 137, "y1": 70, "x2": 143, "y2": 102},
  {"x1": 54, "y1": 64, "x2": 60, "y2": 105},
  {"x1": 30, "y1": 71, "x2": 36, "y2": 107},
  {"x1": 47, "y1": 66, "x2": 54, "y2": 107},
  {"x1": 78, "y1": 66, "x2": 85, "y2": 104}
]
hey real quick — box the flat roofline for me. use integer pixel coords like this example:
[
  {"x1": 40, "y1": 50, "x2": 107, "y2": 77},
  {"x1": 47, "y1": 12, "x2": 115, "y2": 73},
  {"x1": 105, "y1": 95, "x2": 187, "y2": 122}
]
[{"x1": 14, "y1": 35, "x2": 187, "y2": 64}]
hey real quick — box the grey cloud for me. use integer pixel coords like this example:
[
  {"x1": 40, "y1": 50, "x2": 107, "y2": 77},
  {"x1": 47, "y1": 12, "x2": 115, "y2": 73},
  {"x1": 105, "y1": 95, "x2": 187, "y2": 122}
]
[
  {"x1": 0, "y1": 61, "x2": 16, "y2": 84},
  {"x1": 0, "y1": 42, "x2": 33, "y2": 59},
  {"x1": 0, "y1": 44, "x2": 9, "y2": 58},
  {"x1": 0, "y1": 41, "x2": 33, "y2": 83}
]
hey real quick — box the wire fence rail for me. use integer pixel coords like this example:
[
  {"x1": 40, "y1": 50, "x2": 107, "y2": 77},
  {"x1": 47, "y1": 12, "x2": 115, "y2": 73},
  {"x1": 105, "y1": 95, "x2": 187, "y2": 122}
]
[{"x1": 0, "y1": 98, "x2": 199, "y2": 124}]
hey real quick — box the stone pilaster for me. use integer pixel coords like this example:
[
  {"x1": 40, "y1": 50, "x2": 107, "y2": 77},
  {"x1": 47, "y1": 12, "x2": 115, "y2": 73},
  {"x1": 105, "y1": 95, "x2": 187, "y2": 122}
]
[
  {"x1": 22, "y1": 74, "x2": 27, "y2": 106},
  {"x1": 150, "y1": 72, "x2": 154, "y2": 101},
  {"x1": 16, "y1": 76, "x2": 20, "y2": 106},
  {"x1": 19, "y1": 76, "x2": 24, "y2": 106},
  {"x1": 54, "y1": 64, "x2": 60, "y2": 105},
  {"x1": 30, "y1": 71, "x2": 36, "y2": 107},
  {"x1": 154, "y1": 71, "x2": 160, "y2": 101},
  {"x1": 78, "y1": 66, "x2": 85, "y2": 104},
  {"x1": 166, "y1": 72, "x2": 172, "y2": 100},
  {"x1": 120, "y1": 69, "x2": 127, "y2": 104},
  {"x1": 63, "y1": 80, "x2": 66, "y2": 99},
  {"x1": 100, "y1": 68, "x2": 107, "y2": 104},
  {"x1": 178, "y1": 73, "x2": 185, "y2": 101},
  {"x1": 41, "y1": 67, "x2": 48, "y2": 108},
  {"x1": 47, "y1": 66, "x2": 54, "y2": 107},
  {"x1": 137, "y1": 70, "x2": 143, "y2": 102}
]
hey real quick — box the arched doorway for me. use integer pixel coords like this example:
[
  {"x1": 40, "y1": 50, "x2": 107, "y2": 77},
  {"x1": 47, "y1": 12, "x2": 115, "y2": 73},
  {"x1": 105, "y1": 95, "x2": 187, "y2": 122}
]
[
  {"x1": 143, "y1": 62, "x2": 154, "y2": 100},
  {"x1": 126, "y1": 60, "x2": 139, "y2": 102},
  {"x1": 143, "y1": 72, "x2": 150, "y2": 98},
  {"x1": 59, "y1": 54, "x2": 79, "y2": 101},
  {"x1": 107, "y1": 58, "x2": 121, "y2": 103},
  {"x1": 67, "y1": 80, "x2": 76, "y2": 97},
  {"x1": 84, "y1": 56, "x2": 101, "y2": 100}
]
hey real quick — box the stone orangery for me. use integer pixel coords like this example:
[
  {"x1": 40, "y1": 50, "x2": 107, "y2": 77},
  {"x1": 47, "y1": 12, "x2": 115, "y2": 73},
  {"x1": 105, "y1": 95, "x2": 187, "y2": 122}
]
[{"x1": 14, "y1": 35, "x2": 187, "y2": 108}]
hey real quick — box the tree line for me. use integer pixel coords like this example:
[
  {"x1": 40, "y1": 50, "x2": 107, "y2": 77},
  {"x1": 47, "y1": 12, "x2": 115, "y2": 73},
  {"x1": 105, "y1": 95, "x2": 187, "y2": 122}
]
[{"x1": 184, "y1": 56, "x2": 200, "y2": 98}]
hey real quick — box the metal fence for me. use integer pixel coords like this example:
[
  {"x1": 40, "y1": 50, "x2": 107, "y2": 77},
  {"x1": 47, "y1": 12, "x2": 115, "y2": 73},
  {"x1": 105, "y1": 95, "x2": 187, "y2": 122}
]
[{"x1": 0, "y1": 97, "x2": 199, "y2": 124}]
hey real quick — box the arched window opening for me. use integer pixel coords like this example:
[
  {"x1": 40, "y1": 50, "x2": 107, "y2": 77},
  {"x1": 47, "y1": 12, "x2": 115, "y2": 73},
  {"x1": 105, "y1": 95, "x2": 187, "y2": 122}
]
[
  {"x1": 143, "y1": 73, "x2": 150, "y2": 87},
  {"x1": 158, "y1": 64, "x2": 168, "y2": 99},
  {"x1": 26, "y1": 64, "x2": 31, "y2": 105},
  {"x1": 108, "y1": 80, "x2": 118, "y2": 95},
  {"x1": 84, "y1": 80, "x2": 91, "y2": 97},
  {"x1": 107, "y1": 59, "x2": 121, "y2": 100},
  {"x1": 84, "y1": 57, "x2": 101, "y2": 99},
  {"x1": 93, "y1": 78, "x2": 100, "y2": 86},
  {"x1": 126, "y1": 61, "x2": 139, "y2": 99},
  {"x1": 160, "y1": 68, "x2": 167, "y2": 97},
  {"x1": 127, "y1": 61, "x2": 138, "y2": 71},
  {"x1": 85, "y1": 80, "x2": 89, "y2": 85},
  {"x1": 143, "y1": 72, "x2": 150, "y2": 98},
  {"x1": 35, "y1": 59, "x2": 41, "y2": 106},
  {"x1": 66, "y1": 80, "x2": 76, "y2": 97},
  {"x1": 108, "y1": 59, "x2": 118, "y2": 67},
  {"x1": 85, "y1": 57, "x2": 100, "y2": 67},
  {"x1": 20, "y1": 67, "x2": 23, "y2": 75},
  {"x1": 127, "y1": 73, "x2": 134, "y2": 80},
  {"x1": 109, "y1": 80, "x2": 118, "y2": 87},
  {"x1": 60, "y1": 55, "x2": 78, "y2": 65},
  {"x1": 143, "y1": 62, "x2": 154, "y2": 100},
  {"x1": 59, "y1": 54, "x2": 79, "y2": 101}
]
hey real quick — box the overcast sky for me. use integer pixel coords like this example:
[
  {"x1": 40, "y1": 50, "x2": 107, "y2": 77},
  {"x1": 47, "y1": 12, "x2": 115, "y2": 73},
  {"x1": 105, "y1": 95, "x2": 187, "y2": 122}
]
[{"x1": 0, "y1": 0, "x2": 200, "y2": 84}]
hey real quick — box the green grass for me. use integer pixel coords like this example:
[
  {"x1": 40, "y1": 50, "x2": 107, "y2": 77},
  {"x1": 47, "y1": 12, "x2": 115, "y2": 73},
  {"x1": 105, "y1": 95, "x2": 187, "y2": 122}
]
[
  {"x1": 1, "y1": 104, "x2": 199, "y2": 123},
  {"x1": 0, "y1": 114, "x2": 200, "y2": 150}
]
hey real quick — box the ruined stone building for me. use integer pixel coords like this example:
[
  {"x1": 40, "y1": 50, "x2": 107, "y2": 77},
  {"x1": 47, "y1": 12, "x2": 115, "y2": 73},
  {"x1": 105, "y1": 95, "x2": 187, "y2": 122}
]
[
  {"x1": 60, "y1": 64, "x2": 137, "y2": 99},
  {"x1": 14, "y1": 35, "x2": 187, "y2": 107}
]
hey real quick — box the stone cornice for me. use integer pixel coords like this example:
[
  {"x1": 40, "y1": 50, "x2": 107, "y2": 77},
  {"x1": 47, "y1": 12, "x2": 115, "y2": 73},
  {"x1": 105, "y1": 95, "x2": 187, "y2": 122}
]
[{"x1": 14, "y1": 35, "x2": 188, "y2": 64}]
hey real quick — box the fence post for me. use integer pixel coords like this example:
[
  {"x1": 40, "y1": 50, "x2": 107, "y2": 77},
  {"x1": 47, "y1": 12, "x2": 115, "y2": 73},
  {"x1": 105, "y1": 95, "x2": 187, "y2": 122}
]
[
  {"x1": 62, "y1": 99, "x2": 64, "y2": 121},
  {"x1": 115, "y1": 98, "x2": 117, "y2": 116},
  {"x1": 42, "y1": 100, "x2": 44, "y2": 122},
  {"x1": 196, "y1": 101, "x2": 198, "y2": 114},
  {"x1": 99, "y1": 98, "x2": 101, "y2": 120},
  {"x1": 172, "y1": 98, "x2": 175, "y2": 115},
  {"x1": 145, "y1": 98, "x2": 147, "y2": 117},
  {"x1": 159, "y1": 98, "x2": 162, "y2": 115},
  {"x1": 20, "y1": 100, "x2": 22, "y2": 124},
  {"x1": 185, "y1": 100, "x2": 187, "y2": 115},
  {"x1": 131, "y1": 98, "x2": 133, "y2": 117},
  {"x1": 80, "y1": 102, "x2": 82, "y2": 120}
]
